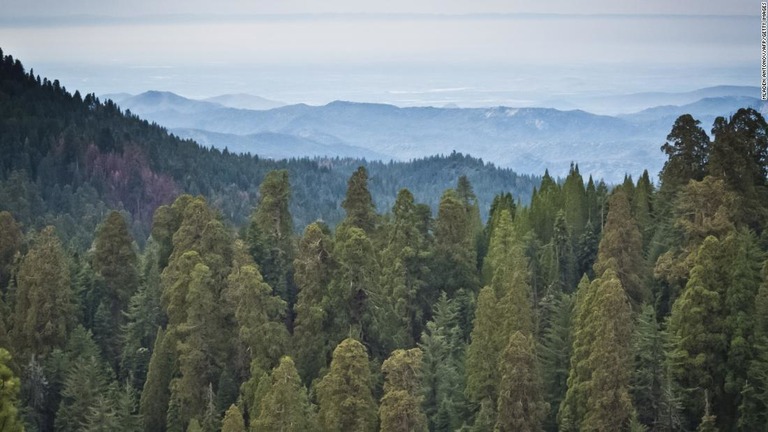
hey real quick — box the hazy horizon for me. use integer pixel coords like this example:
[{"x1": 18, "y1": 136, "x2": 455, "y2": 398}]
[{"x1": 0, "y1": 1, "x2": 758, "y2": 111}]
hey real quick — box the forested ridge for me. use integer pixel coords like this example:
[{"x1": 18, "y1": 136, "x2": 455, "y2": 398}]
[
  {"x1": 0, "y1": 47, "x2": 537, "y2": 252},
  {"x1": 1, "y1": 50, "x2": 768, "y2": 432}
]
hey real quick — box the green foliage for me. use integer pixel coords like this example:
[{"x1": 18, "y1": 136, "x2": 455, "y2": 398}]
[
  {"x1": 247, "y1": 169, "x2": 294, "y2": 302},
  {"x1": 139, "y1": 327, "x2": 174, "y2": 432},
  {"x1": 316, "y1": 338, "x2": 377, "y2": 432},
  {"x1": 11, "y1": 226, "x2": 74, "y2": 359},
  {"x1": 92, "y1": 210, "x2": 139, "y2": 366},
  {"x1": 379, "y1": 348, "x2": 428, "y2": 432},
  {"x1": 419, "y1": 292, "x2": 468, "y2": 431},
  {"x1": 54, "y1": 349, "x2": 112, "y2": 432},
  {"x1": 341, "y1": 166, "x2": 378, "y2": 234},
  {"x1": 668, "y1": 236, "x2": 730, "y2": 425},
  {"x1": 495, "y1": 331, "x2": 547, "y2": 432},
  {"x1": 0, "y1": 348, "x2": 24, "y2": 432},
  {"x1": 0, "y1": 211, "x2": 21, "y2": 291},
  {"x1": 434, "y1": 189, "x2": 479, "y2": 295},
  {"x1": 292, "y1": 222, "x2": 335, "y2": 383},
  {"x1": 226, "y1": 240, "x2": 288, "y2": 374},
  {"x1": 220, "y1": 404, "x2": 245, "y2": 432},
  {"x1": 329, "y1": 226, "x2": 381, "y2": 355},
  {"x1": 709, "y1": 108, "x2": 768, "y2": 233},
  {"x1": 660, "y1": 114, "x2": 710, "y2": 192},
  {"x1": 593, "y1": 189, "x2": 648, "y2": 306},
  {"x1": 581, "y1": 270, "x2": 634, "y2": 431},
  {"x1": 539, "y1": 292, "x2": 573, "y2": 432},
  {"x1": 631, "y1": 304, "x2": 665, "y2": 428}
]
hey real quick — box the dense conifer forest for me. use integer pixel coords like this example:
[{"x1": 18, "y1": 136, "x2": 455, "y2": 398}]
[{"x1": 1, "y1": 49, "x2": 767, "y2": 432}]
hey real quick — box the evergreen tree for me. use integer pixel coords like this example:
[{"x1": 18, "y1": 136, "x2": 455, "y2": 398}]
[
  {"x1": 539, "y1": 292, "x2": 573, "y2": 432},
  {"x1": 593, "y1": 189, "x2": 648, "y2": 306},
  {"x1": 341, "y1": 166, "x2": 377, "y2": 234},
  {"x1": 378, "y1": 188, "x2": 428, "y2": 349},
  {"x1": 328, "y1": 226, "x2": 381, "y2": 355},
  {"x1": 0, "y1": 348, "x2": 24, "y2": 432},
  {"x1": 740, "y1": 261, "x2": 768, "y2": 430},
  {"x1": 316, "y1": 338, "x2": 377, "y2": 432},
  {"x1": 631, "y1": 304, "x2": 665, "y2": 429},
  {"x1": 434, "y1": 189, "x2": 478, "y2": 295},
  {"x1": 495, "y1": 331, "x2": 547, "y2": 432},
  {"x1": 0, "y1": 211, "x2": 21, "y2": 292},
  {"x1": 529, "y1": 170, "x2": 562, "y2": 245},
  {"x1": 121, "y1": 244, "x2": 163, "y2": 390},
  {"x1": 633, "y1": 170, "x2": 655, "y2": 252},
  {"x1": 668, "y1": 236, "x2": 729, "y2": 427},
  {"x1": 139, "y1": 327, "x2": 174, "y2": 432},
  {"x1": 220, "y1": 404, "x2": 245, "y2": 432},
  {"x1": 467, "y1": 222, "x2": 533, "y2": 426},
  {"x1": 419, "y1": 292, "x2": 468, "y2": 431},
  {"x1": 225, "y1": 240, "x2": 288, "y2": 375},
  {"x1": 659, "y1": 114, "x2": 710, "y2": 192},
  {"x1": 465, "y1": 286, "x2": 503, "y2": 406},
  {"x1": 709, "y1": 108, "x2": 768, "y2": 233},
  {"x1": 169, "y1": 263, "x2": 222, "y2": 428},
  {"x1": 54, "y1": 351, "x2": 112, "y2": 432},
  {"x1": 379, "y1": 348, "x2": 428, "y2": 432},
  {"x1": 581, "y1": 269, "x2": 634, "y2": 431},
  {"x1": 558, "y1": 276, "x2": 595, "y2": 431},
  {"x1": 92, "y1": 210, "x2": 139, "y2": 367},
  {"x1": 292, "y1": 222, "x2": 335, "y2": 383},
  {"x1": 253, "y1": 356, "x2": 316, "y2": 432},
  {"x1": 541, "y1": 210, "x2": 577, "y2": 294},
  {"x1": 11, "y1": 226, "x2": 74, "y2": 359},
  {"x1": 246, "y1": 169, "x2": 294, "y2": 302},
  {"x1": 562, "y1": 163, "x2": 587, "y2": 241}
]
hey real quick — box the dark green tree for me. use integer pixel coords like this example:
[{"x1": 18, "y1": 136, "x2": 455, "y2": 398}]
[
  {"x1": 495, "y1": 331, "x2": 547, "y2": 432},
  {"x1": 434, "y1": 189, "x2": 478, "y2": 295},
  {"x1": 659, "y1": 114, "x2": 710, "y2": 192},
  {"x1": 140, "y1": 327, "x2": 175, "y2": 432},
  {"x1": 379, "y1": 188, "x2": 430, "y2": 348},
  {"x1": 709, "y1": 108, "x2": 768, "y2": 233},
  {"x1": 292, "y1": 222, "x2": 335, "y2": 383},
  {"x1": 539, "y1": 292, "x2": 573, "y2": 432},
  {"x1": 419, "y1": 292, "x2": 468, "y2": 431},
  {"x1": 328, "y1": 226, "x2": 381, "y2": 355},
  {"x1": 562, "y1": 163, "x2": 587, "y2": 241},
  {"x1": 593, "y1": 189, "x2": 648, "y2": 306},
  {"x1": 631, "y1": 304, "x2": 665, "y2": 428},
  {"x1": 0, "y1": 211, "x2": 21, "y2": 292},
  {"x1": 92, "y1": 210, "x2": 139, "y2": 368},
  {"x1": 246, "y1": 169, "x2": 294, "y2": 303},
  {"x1": 668, "y1": 236, "x2": 729, "y2": 428},
  {"x1": 341, "y1": 166, "x2": 377, "y2": 234},
  {"x1": 11, "y1": 226, "x2": 74, "y2": 359}
]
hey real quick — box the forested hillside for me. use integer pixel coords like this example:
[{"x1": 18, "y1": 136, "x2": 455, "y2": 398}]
[
  {"x1": 1, "y1": 49, "x2": 768, "y2": 432},
  {"x1": 0, "y1": 48, "x2": 537, "y2": 251}
]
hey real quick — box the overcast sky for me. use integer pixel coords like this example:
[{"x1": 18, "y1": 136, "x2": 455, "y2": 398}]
[{"x1": 0, "y1": 0, "x2": 758, "y2": 107}]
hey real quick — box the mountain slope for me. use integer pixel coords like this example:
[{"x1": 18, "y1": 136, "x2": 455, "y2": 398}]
[{"x1": 0, "y1": 48, "x2": 539, "y2": 249}]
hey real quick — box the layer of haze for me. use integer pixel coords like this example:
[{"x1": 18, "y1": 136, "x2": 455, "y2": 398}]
[{"x1": 0, "y1": 0, "x2": 758, "y2": 110}]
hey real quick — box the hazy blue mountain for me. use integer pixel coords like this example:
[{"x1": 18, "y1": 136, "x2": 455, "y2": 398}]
[
  {"x1": 204, "y1": 93, "x2": 286, "y2": 110},
  {"x1": 114, "y1": 89, "x2": 759, "y2": 183},
  {"x1": 172, "y1": 128, "x2": 390, "y2": 161},
  {"x1": 568, "y1": 85, "x2": 761, "y2": 115}
]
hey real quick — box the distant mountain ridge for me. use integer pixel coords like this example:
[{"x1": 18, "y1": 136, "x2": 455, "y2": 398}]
[{"x1": 110, "y1": 88, "x2": 766, "y2": 183}]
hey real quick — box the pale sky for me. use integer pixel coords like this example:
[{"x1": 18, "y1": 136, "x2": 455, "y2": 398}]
[{"x1": 0, "y1": 0, "x2": 758, "y2": 106}]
